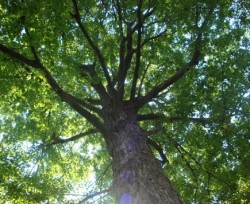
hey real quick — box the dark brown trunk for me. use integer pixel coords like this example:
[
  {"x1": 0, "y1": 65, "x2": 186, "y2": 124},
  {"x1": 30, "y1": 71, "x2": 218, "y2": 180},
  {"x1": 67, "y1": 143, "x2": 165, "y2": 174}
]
[{"x1": 104, "y1": 115, "x2": 183, "y2": 204}]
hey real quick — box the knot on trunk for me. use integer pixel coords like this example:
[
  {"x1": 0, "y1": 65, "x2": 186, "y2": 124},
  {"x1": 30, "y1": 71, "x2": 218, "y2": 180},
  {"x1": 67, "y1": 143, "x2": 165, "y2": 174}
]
[{"x1": 114, "y1": 115, "x2": 137, "y2": 133}]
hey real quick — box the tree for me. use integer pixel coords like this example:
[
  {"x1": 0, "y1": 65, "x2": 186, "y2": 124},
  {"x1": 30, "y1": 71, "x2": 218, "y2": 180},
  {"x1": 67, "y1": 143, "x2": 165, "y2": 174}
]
[{"x1": 0, "y1": 0, "x2": 249, "y2": 203}]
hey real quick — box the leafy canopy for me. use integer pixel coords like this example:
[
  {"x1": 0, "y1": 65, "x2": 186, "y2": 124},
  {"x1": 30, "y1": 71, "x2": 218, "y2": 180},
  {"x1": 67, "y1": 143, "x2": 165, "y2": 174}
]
[{"x1": 0, "y1": 0, "x2": 249, "y2": 203}]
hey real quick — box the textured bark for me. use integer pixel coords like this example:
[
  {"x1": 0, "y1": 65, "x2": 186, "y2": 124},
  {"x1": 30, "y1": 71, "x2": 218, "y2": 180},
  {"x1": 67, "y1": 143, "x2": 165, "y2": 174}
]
[{"x1": 104, "y1": 115, "x2": 183, "y2": 204}]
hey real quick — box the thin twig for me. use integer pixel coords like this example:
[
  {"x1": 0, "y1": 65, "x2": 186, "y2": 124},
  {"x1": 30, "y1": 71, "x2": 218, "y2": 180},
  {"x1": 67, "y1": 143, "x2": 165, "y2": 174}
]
[
  {"x1": 78, "y1": 188, "x2": 111, "y2": 203},
  {"x1": 45, "y1": 129, "x2": 98, "y2": 147}
]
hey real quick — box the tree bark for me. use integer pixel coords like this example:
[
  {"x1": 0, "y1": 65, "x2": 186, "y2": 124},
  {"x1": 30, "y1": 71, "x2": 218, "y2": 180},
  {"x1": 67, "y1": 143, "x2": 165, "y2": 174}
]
[{"x1": 104, "y1": 115, "x2": 183, "y2": 204}]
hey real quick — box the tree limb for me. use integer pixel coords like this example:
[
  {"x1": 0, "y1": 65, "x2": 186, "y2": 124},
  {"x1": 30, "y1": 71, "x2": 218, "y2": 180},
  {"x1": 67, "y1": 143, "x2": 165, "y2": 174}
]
[
  {"x1": 71, "y1": 0, "x2": 115, "y2": 95},
  {"x1": 0, "y1": 43, "x2": 107, "y2": 134},
  {"x1": 80, "y1": 64, "x2": 110, "y2": 102},
  {"x1": 175, "y1": 144, "x2": 197, "y2": 179},
  {"x1": 46, "y1": 129, "x2": 98, "y2": 147},
  {"x1": 0, "y1": 44, "x2": 41, "y2": 68},
  {"x1": 168, "y1": 136, "x2": 238, "y2": 191},
  {"x1": 130, "y1": 0, "x2": 143, "y2": 99},
  {"x1": 16, "y1": 18, "x2": 104, "y2": 117},
  {"x1": 117, "y1": 23, "x2": 135, "y2": 100},
  {"x1": 135, "y1": 7, "x2": 214, "y2": 108},
  {"x1": 73, "y1": 97, "x2": 103, "y2": 117},
  {"x1": 141, "y1": 29, "x2": 167, "y2": 47},
  {"x1": 147, "y1": 138, "x2": 168, "y2": 166},
  {"x1": 113, "y1": 0, "x2": 124, "y2": 35},
  {"x1": 116, "y1": 8, "x2": 154, "y2": 100},
  {"x1": 136, "y1": 33, "x2": 202, "y2": 108},
  {"x1": 63, "y1": 94, "x2": 103, "y2": 117},
  {"x1": 138, "y1": 63, "x2": 150, "y2": 96}
]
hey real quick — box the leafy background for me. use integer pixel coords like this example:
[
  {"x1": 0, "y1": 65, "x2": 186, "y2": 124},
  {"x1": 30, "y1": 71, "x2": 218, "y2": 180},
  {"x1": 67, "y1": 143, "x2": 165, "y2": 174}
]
[{"x1": 0, "y1": 0, "x2": 249, "y2": 203}]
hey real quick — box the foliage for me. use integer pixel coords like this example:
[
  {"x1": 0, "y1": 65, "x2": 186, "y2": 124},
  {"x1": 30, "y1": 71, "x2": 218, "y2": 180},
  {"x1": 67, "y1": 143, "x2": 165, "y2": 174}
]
[{"x1": 0, "y1": 0, "x2": 249, "y2": 203}]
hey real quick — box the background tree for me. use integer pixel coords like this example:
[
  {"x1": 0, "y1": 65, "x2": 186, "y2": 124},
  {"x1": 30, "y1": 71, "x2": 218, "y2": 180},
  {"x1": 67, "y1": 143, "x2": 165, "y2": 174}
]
[{"x1": 0, "y1": 0, "x2": 249, "y2": 203}]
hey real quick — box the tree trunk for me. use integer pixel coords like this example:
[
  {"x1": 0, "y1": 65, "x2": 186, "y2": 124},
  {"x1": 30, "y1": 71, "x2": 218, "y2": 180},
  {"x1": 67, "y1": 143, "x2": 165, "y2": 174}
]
[{"x1": 104, "y1": 115, "x2": 183, "y2": 204}]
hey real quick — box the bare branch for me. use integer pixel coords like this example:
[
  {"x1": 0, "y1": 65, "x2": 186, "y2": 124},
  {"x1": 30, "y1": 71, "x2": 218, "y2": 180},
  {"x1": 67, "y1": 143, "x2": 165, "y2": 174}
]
[
  {"x1": 175, "y1": 144, "x2": 197, "y2": 179},
  {"x1": 57, "y1": 91, "x2": 108, "y2": 134},
  {"x1": 24, "y1": 24, "x2": 108, "y2": 132},
  {"x1": 40, "y1": 66, "x2": 107, "y2": 133},
  {"x1": 113, "y1": 0, "x2": 124, "y2": 32},
  {"x1": 85, "y1": 98, "x2": 102, "y2": 105},
  {"x1": 72, "y1": 96, "x2": 103, "y2": 117}
]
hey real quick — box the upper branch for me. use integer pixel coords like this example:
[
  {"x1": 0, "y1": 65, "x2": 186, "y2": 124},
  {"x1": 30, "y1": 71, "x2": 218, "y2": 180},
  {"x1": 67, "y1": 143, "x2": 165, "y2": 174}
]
[
  {"x1": 138, "y1": 63, "x2": 150, "y2": 96},
  {"x1": 74, "y1": 96, "x2": 103, "y2": 117},
  {"x1": 130, "y1": 0, "x2": 143, "y2": 99},
  {"x1": 136, "y1": 8, "x2": 214, "y2": 108},
  {"x1": 136, "y1": 32, "x2": 202, "y2": 108},
  {"x1": 37, "y1": 64, "x2": 108, "y2": 134},
  {"x1": 71, "y1": 0, "x2": 115, "y2": 95},
  {"x1": 113, "y1": 0, "x2": 124, "y2": 34},
  {"x1": 116, "y1": 7, "x2": 154, "y2": 100},
  {"x1": 0, "y1": 43, "x2": 41, "y2": 68},
  {"x1": 80, "y1": 64, "x2": 110, "y2": 102},
  {"x1": 117, "y1": 22, "x2": 135, "y2": 100},
  {"x1": 0, "y1": 43, "x2": 107, "y2": 134},
  {"x1": 140, "y1": 29, "x2": 167, "y2": 47}
]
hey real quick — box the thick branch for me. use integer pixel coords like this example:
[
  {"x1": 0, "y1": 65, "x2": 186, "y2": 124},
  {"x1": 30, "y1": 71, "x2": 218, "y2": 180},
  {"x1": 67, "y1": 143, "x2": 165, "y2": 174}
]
[
  {"x1": 147, "y1": 138, "x2": 168, "y2": 166},
  {"x1": 39, "y1": 66, "x2": 107, "y2": 133},
  {"x1": 36, "y1": 66, "x2": 107, "y2": 134},
  {"x1": 113, "y1": 0, "x2": 124, "y2": 34},
  {"x1": 137, "y1": 33, "x2": 202, "y2": 108},
  {"x1": 175, "y1": 144, "x2": 197, "y2": 180},
  {"x1": 135, "y1": 7, "x2": 214, "y2": 108},
  {"x1": 0, "y1": 44, "x2": 41, "y2": 68},
  {"x1": 80, "y1": 64, "x2": 110, "y2": 102},
  {"x1": 26, "y1": 26, "x2": 107, "y2": 132},
  {"x1": 37, "y1": 66, "x2": 107, "y2": 134},
  {"x1": 0, "y1": 43, "x2": 107, "y2": 134},
  {"x1": 116, "y1": 8, "x2": 154, "y2": 100},
  {"x1": 112, "y1": 0, "x2": 125, "y2": 91},
  {"x1": 71, "y1": 0, "x2": 115, "y2": 95},
  {"x1": 74, "y1": 96, "x2": 103, "y2": 117},
  {"x1": 117, "y1": 23, "x2": 135, "y2": 100},
  {"x1": 130, "y1": 0, "x2": 143, "y2": 99}
]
